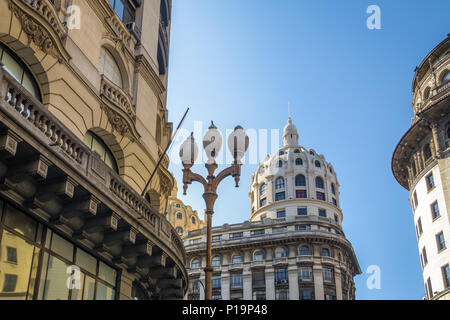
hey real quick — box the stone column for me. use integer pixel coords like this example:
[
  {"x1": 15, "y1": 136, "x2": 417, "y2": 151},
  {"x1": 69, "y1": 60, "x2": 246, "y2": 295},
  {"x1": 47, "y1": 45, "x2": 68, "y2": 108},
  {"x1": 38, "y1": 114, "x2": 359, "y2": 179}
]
[
  {"x1": 335, "y1": 268, "x2": 343, "y2": 300},
  {"x1": 288, "y1": 264, "x2": 299, "y2": 300},
  {"x1": 118, "y1": 269, "x2": 135, "y2": 300},
  {"x1": 313, "y1": 264, "x2": 324, "y2": 300},
  {"x1": 265, "y1": 266, "x2": 275, "y2": 300},
  {"x1": 243, "y1": 267, "x2": 252, "y2": 300},
  {"x1": 221, "y1": 271, "x2": 230, "y2": 300},
  {"x1": 285, "y1": 172, "x2": 294, "y2": 200},
  {"x1": 431, "y1": 122, "x2": 444, "y2": 156},
  {"x1": 266, "y1": 176, "x2": 274, "y2": 203}
]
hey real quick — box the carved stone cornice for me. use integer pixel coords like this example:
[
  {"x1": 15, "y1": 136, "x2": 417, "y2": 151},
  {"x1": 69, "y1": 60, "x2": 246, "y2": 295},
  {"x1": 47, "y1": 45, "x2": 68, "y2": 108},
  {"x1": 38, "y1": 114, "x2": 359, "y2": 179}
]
[{"x1": 7, "y1": 0, "x2": 70, "y2": 63}]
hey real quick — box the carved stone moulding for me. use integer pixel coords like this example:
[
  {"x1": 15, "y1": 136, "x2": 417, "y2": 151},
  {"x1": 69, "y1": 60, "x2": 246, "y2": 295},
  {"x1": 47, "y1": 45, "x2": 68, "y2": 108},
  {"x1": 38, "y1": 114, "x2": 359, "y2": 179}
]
[
  {"x1": 101, "y1": 101, "x2": 139, "y2": 142},
  {"x1": 7, "y1": 0, "x2": 70, "y2": 63}
]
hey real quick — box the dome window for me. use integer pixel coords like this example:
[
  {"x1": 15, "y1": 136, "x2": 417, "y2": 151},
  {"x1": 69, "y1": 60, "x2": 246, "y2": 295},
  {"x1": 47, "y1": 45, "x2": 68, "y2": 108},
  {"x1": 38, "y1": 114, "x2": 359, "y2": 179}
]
[
  {"x1": 294, "y1": 149, "x2": 301, "y2": 154},
  {"x1": 331, "y1": 183, "x2": 336, "y2": 195},
  {"x1": 315, "y1": 160, "x2": 321, "y2": 168},
  {"x1": 83, "y1": 131, "x2": 119, "y2": 172},
  {"x1": 177, "y1": 212, "x2": 183, "y2": 220},
  {"x1": 275, "y1": 177, "x2": 285, "y2": 190},
  {"x1": 279, "y1": 151, "x2": 285, "y2": 156},
  {"x1": 296, "y1": 158, "x2": 303, "y2": 166},
  {"x1": 191, "y1": 258, "x2": 201, "y2": 268},
  {"x1": 315, "y1": 177, "x2": 324, "y2": 189},
  {"x1": 191, "y1": 217, "x2": 196, "y2": 224},
  {"x1": 278, "y1": 160, "x2": 283, "y2": 168},
  {"x1": 295, "y1": 175, "x2": 306, "y2": 187},
  {"x1": 299, "y1": 246, "x2": 311, "y2": 256},
  {"x1": 176, "y1": 227, "x2": 183, "y2": 234},
  {"x1": 260, "y1": 183, "x2": 266, "y2": 196}
]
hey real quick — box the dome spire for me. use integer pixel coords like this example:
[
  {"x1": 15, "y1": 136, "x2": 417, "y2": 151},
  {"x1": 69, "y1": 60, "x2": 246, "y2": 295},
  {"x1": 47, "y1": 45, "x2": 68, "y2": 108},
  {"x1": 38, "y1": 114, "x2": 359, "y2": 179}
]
[{"x1": 282, "y1": 117, "x2": 299, "y2": 147}]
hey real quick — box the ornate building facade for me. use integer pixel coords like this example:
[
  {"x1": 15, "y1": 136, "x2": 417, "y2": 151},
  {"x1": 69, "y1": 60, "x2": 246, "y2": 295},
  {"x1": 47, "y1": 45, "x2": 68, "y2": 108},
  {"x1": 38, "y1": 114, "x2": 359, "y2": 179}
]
[
  {"x1": 0, "y1": 0, "x2": 187, "y2": 299},
  {"x1": 392, "y1": 36, "x2": 450, "y2": 300},
  {"x1": 183, "y1": 119, "x2": 361, "y2": 300},
  {"x1": 166, "y1": 181, "x2": 205, "y2": 236}
]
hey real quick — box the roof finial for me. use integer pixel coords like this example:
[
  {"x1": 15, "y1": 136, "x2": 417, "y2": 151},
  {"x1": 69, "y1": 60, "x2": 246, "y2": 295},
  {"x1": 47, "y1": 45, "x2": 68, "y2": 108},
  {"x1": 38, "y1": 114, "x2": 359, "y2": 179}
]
[{"x1": 288, "y1": 101, "x2": 291, "y2": 119}]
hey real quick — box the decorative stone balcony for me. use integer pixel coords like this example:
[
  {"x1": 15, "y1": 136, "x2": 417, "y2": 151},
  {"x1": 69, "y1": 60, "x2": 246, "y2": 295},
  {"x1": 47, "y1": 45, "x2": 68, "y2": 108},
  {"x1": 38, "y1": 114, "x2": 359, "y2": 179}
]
[
  {"x1": 100, "y1": 76, "x2": 139, "y2": 141},
  {"x1": 7, "y1": 0, "x2": 70, "y2": 62},
  {"x1": 321, "y1": 256, "x2": 336, "y2": 265},
  {"x1": 228, "y1": 263, "x2": 243, "y2": 271},
  {"x1": 188, "y1": 268, "x2": 201, "y2": 276},
  {"x1": 250, "y1": 260, "x2": 266, "y2": 268},
  {"x1": 296, "y1": 255, "x2": 314, "y2": 264},
  {"x1": 417, "y1": 81, "x2": 450, "y2": 113},
  {"x1": 273, "y1": 257, "x2": 288, "y2": 266},
  {"x1": 0, "y1": 66, "x2": 187, "y2": 299}
]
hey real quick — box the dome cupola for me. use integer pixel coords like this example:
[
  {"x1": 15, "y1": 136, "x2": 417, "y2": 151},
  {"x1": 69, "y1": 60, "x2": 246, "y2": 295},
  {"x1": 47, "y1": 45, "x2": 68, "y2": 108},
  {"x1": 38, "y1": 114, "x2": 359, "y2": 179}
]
[{"x1": 282, "y1": 117, "x2": 299, "y2": 147}]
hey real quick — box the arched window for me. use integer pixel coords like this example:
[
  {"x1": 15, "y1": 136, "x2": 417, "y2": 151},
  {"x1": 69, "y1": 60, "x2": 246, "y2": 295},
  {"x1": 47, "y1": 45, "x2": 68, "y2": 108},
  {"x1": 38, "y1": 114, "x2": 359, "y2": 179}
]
[
  {"x1": 253, "y1": 250, "x2": 265, "y2": 261},
  {"x1": 278, "y1": 160, "x2": 283, "y2": 168},
  {"x1": 279, "y1": 151, "x2": 285, "y2": 156},
  {"x1": 260, "y1": 183, "x2": 266, "y2": 196},
  {"x1": 294, "y1": 149, "x2": 301, "y2": 154},
  {"x1": 275, "y1": 177, "x2": 285, "y2": 190},
  {"x1": 275, "y1": 247, "x2": 287, "y2": 258},
  {"x1": 442, "y1": 71, "x2": 450, "y2": 83},
  {"x1": 83, "y1": 131, "x2": 118, "y2": 172},
  {"x1": 295, "y1": 158, "x2": 303, "y2": 166},
  {"x1": 411, "y1": 159, "x2": 417, "y2": 176},
  {"x1": 176, "y1": 213, "x2": 182, "y2": 220},
  {"x1": 0, "y1": 42, "x2": 41, "y2": 100},
  {"x1": 315, "y1": 160, "x2": 321, "y2": 168},
  {"x1": 315, "y1": 177, "x2": 324, "y2": 189},
  {"x1": 176, "y1": 227, "x2": 183, "y2": 234},
  {"x1": 232, "y1": 255, "x2": 243, "y2": 264},
  {"x1": 99, "y1": 47, "x2": 123, "y2": 88},
  {"x1": 191, "y1": 217, "x2": 196, "y2": 224},
  {"x1": 295, "y1": 175, "x2": 306, "y2": 187},
  {"x1": 331, "y1": 183, "x2": 336, "y2": 195},
  {"x1": 191, "y1": 258, "x2": 201, "y2": 268},
  {"x1": 321, "y1": 248, "x2": 330, "y2": 257},
  {"x1": 299, "y1": 245, "x2": 311, "y2": 256},
  {"x1": 423, "y1": 144, "x2": 432, "y2": 160},
  {"x1": 212, "y1": 255, "x2": 221, "y2": 266}
]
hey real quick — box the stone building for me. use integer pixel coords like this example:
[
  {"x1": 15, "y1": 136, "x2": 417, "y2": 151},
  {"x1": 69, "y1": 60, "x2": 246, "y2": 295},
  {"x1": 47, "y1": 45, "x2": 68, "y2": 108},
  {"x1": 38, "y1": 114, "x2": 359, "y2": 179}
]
[
  {"x1": 183, "y1": 118, "x2": 361, "y2": 300},
  {"x1": 392, "y1": 35, "x2": 450, "y2": 300},
  {"x1": 166, "y1": 181, "x2": 205, "y2": 236},
  {"x1": 0, "y1": 0, "x2": 187, "y2": 300}
]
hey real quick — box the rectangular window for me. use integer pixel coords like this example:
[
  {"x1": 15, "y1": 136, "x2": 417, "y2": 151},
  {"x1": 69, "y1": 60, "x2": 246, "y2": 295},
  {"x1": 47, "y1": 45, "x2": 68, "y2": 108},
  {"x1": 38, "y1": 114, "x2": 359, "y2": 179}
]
[
  {"x1": 422, "y1": 247, "x2": 428, "y2": 266},
  {"x1": 316, "y1": 192, "x2": 325, "y2": 201},
  {"x1": 417, "y1": 218, "x2": 423, "y2": 236},
  {"x1": 212, "y1": 295, "x2": 222, "y2": 300},
  {"x1": 2, "y1": 274, "x2": 18, "y2": 292},
  {"x1": 301, "y1": 290, "x2": 314, "y2": 300},
  {"x1": 413, "y1": 191, "x2": 418, "y2": 209},
  {"x1": 212, "y1": 276, "x2": 221, "y2": 290},
  {"x1": 325, "y1": 294, "x2": 337, "y2": 300},
  {"x1": 212, "y1": 235, "x2": 222, "y2": 242},
  {"x1": 275, "y1": 192, "x2": 286, "y2": 201},
  {"x1": 251, "y1": 229, "x2": 265, "y2": 236},
  {"x1": 275, "y1": 289, "x2": 289, "y2": 300},
  {"x1": 319, "y1": 209, "x2": 327, "y2": 217},
  {"x1": 334, "y1": 214, "x2": 339, "y2": 223},
  {"x1": 260, "y1": 198, "x2": 267, "y2": 207},
  {"x1": 253, "y1": 291, "x2": 266, "y2": 300},
  {"x1": 332, "y1": 198, "x2": 337, "y2": 206},
  {"x1": 442, "y1": 265, "x2": 450, "y2": 288},
  {"x1": 322, "y1": 268, "x2": 334, "y2": 283},
  {"x1": 230, "y1": 232, "x2": 243, "y2": 239},
  {"x1": 431, "y1": 201, "x2": 440, "y2": 220},
  {"x1": 298, "y1": 267, "x2": 313, "y2": 281},
  {"x1": 275, "y1": 268, "x2": 288, "y2": 283},
  {"x1": 272, "y1": 227, "x2": 287, "y2": 233},
  {"x1": 436, "y1": 232, "x2": 446, "y2": 251},
  {"x1": 427, "y1": 278, "x2": 433, "y2": 299},
  {"x1": 297, "y1": 208, "x2": 307, "y2": 216},
  {"x1": 295, "y1": 224, "x2": 311, "y2": 231},
  {"x1": 296, "y1": 190, "x2": 307, "y2": 198},
  {"x1": 6, "y1": 247, "x2": 17, "y2": 263},
  {"x1": 230, "y1": 273, "x2": 243, "y2": 288},
  {"x1": 426, "y1": 173, "x2": 435, "y2": 191},
  {"x1": 252, "y1": 270, "x2": 265, "y2": 288},
  {"x1": 277, "y1": 210, "x2": 286, "y2": 218}
]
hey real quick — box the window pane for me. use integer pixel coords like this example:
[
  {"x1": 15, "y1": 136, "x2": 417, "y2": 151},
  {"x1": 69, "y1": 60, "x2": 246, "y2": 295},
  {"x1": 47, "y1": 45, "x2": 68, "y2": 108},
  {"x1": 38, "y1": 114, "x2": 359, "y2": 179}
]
[
  {"x1": 91, "y1": 136, "x2": 105, "y2": 159},
  {"x1": 51, "y1": 233, "x2": 74, "y2": 262},
  {"x1": 96, "y1": 282, "x2": 115, "y2": 300},
  {"x1": 43, "y1": 255, "x2": 70, "y2": 300},
  {"x1": 22, "y1": 73, "x2": 39, "y2": 100},
  {"x1": 1, "y1": 50, "x2": 23, "y2": 82},
  {"x1": 76, "y1": 249, "x2": 97, "y2": 275},
  {"x1": 4, "y1": 205, "x2": 37, "y2": 241},
  {"x1": 0, "y1": 231, "x2": 35, "y2": 300},
  {"x1": 70, "y1": 272, "x2": 85, "y2": 300},
  {"x1": 83, "y1": 275, "x2": 96, "y2": 300},
  {"x1": 98, "y1": 262, "x2": 116, "y2": 286}
]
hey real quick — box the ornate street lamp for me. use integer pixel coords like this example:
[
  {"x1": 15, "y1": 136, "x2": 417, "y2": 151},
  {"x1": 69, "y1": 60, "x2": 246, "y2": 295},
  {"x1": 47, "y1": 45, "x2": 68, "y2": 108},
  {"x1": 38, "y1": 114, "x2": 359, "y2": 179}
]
[{"x1": 179, "y1": 122, "x2": 249, "y2": 300}]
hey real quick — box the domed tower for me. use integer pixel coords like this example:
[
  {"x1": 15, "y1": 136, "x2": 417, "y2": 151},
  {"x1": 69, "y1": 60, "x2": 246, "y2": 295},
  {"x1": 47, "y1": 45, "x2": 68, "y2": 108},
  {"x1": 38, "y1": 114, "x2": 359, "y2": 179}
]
[
  {"x1": 392, "y1": 36, "x2": 450, "y2": 300},
  {"x1": 250, "y1": 118, "x2": 341, "y2": 222}
]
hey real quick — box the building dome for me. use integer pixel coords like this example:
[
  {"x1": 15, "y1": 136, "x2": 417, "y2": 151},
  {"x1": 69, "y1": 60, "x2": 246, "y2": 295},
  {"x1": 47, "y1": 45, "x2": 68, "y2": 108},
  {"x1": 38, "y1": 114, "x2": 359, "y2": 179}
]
[{"x1": 250, "y1": 118, "x2": 341, "y2": 223}]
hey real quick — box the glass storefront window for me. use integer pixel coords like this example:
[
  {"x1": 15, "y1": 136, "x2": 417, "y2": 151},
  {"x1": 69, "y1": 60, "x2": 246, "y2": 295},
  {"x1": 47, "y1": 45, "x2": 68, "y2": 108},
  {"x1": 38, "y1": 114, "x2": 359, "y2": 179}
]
[{"x1": 0, "y1": 201, "x2": 118, "y2": 300}]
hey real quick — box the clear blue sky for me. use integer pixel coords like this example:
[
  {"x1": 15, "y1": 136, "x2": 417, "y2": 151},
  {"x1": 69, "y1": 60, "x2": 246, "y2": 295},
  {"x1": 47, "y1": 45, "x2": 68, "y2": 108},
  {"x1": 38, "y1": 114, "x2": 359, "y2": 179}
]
[{"x1": 165, "y1": 0, "x2": 450, "y2": 300}]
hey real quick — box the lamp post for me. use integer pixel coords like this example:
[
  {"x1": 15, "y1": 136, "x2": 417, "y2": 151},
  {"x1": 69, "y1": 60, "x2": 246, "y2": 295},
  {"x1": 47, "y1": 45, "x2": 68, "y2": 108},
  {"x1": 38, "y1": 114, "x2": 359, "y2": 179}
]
[{"x1": 179, "y1": 122, "x2": 249, "y2": 300}]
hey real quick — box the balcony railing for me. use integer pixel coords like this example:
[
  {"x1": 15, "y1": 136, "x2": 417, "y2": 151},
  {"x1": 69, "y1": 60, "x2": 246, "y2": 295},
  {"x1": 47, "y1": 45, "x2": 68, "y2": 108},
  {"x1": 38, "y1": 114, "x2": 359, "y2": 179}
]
[
  {"x1": 273, "y1": 257, "x2": 288, "y2": 266},
  {"x1": 0, "y1": 64, "x2": 186, "y2": 264},
  {"x1": 228, "y1": 263, "x2": 243, "y2": 271},
  {"x1": 417, "y1": 81, "x2": 450, "y2": 112},
  {"x1": 296, "y1": 256, "x2": 314, "y2": 264},
  {"x1": 250, "y1": 260, "x2": 265, "y2": 268}
]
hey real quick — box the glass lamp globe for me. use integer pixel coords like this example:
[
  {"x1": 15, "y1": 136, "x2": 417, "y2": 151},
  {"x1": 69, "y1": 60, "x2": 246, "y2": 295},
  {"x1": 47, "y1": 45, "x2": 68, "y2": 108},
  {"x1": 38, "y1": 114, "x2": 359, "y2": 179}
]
[
  {"x1": 179, "y1": 133, "x2": 199, "y2": 165},
  {"x1": 227, "y1": 125, "x2": 249, "y2": 163},
  {"x1": 203, "y1": 121, "x2": 222, "y2": 164}
]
